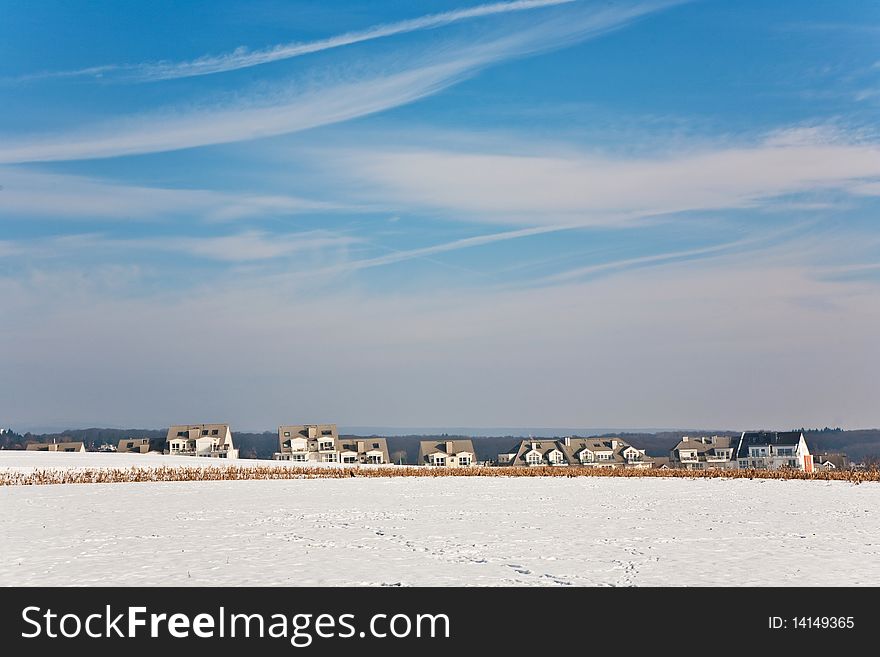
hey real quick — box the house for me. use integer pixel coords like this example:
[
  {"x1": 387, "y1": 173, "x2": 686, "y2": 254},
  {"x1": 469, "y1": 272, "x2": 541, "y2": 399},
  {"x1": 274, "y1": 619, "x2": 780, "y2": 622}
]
[
  {"x1": 500, "y1": 436, "x2": 653, "y2": 469},
  {"x1": 418, "y1": 440, "x2": 476, "y2": 467},
  {"x1": 274, "y1": 424, "x2": 390, "y2": 464},
  {"x1": 117, "y1": 438, "x2": 151, "y2": 454},
  {"x1": 669, "y1": 435, "x2": 738, "y2": 470},
  {"x1": 652, "y1": 456, "x2": 672, "y2": 470},
  {"x1": 165, "y1": 424, "x2": 238, "y2": 458},
  {"x1": 26, "y1": 440, "x2": 85, "y2": 453},
  {"x1": 735, "y1": 430, "x2": 813, "y2": 472},
  {"x1": 812, "y1": 452, "x2": 849, "y2": 471}
]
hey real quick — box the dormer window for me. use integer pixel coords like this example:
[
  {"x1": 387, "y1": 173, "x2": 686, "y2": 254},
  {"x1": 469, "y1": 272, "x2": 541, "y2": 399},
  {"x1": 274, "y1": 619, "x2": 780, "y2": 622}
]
[{"x1": 211, "y1": 429, "x2": 219, "y2": 436}]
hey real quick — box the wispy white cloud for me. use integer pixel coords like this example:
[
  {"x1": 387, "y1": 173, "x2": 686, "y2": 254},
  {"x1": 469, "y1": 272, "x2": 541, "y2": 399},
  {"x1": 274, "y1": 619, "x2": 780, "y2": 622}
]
[
  {"x1": 0, "y1": 168, "x2": 338, "y2": 220},
  {"x1": 537, "y1": 234, "x2": 768, "y2": 284},
  {"x1": 23, "y1": 0, "x2": 579, "y2": 83},
  {"x1": 337, "y1": 131, "x2": 880, "y2": 226},
  {"x1": 5, "y1": 230, "x2": 360, "y2": 263},
  {"x1": 0, "y1": 2, "x2": 674, "y2": 163},
  {"x1": 319, "y1": 224, "x2": 571, "y2": 274},
  {"x1": 156, "y1": 230, "x2": 360, "y2": 262}
]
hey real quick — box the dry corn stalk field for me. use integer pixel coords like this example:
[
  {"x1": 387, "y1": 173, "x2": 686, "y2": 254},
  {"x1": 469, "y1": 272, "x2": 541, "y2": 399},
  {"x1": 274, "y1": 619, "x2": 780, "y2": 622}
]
[{"x1": 2, "y1": 464, "x2": 879, "y2": 486}]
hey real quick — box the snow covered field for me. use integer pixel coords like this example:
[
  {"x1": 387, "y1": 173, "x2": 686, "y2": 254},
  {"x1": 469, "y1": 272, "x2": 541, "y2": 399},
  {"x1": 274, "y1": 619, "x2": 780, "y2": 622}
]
[{"x1": 1, "y1": 464, "x2": 878, "y2": 586}]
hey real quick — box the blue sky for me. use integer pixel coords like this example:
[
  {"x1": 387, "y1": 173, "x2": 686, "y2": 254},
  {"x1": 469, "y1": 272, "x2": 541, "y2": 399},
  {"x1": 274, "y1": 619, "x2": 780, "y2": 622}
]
[{"x1": 1, "y1": 0, "x2": 879, "y2": 431}]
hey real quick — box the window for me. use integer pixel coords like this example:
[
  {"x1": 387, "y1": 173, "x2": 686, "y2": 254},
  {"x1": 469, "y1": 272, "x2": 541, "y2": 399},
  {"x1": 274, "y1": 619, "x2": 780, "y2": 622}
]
[
  {"x1": 342, "y1": 455, "x2": 357, "y2": 464},
  {"x1": 373, "y1": 443, "x2": 380, "y2": 449},
  {"x1": 526, "y1": 452, "x2": 542, "y2": 465},
  {"x1": 177, "y1": 431, "x2": 187, "y2": 437},
  {"x1": 292, "y1": 453, "x2": 307, "y2": 462},
  {"x1": 212, "y1": 429, "x2": 219, "y2": 436},
  {"x1": 459, "y1": 456, "x2": 472, "y2": 466},
  {"x1": 201, "y1": 430, "x2": 208, "y2": 436},
  {"x1": 321, "y1": 430, "x2": 332, "y2": 436},
  {"x1": 126, "y1": 442, "x2": 134, "y2": 449},
  {"x1": 284, "y1": 431, "x2": 290, "y2": 437},
  {"x1": 319, "y1": 441, "x2": 334, "y2": 451}
]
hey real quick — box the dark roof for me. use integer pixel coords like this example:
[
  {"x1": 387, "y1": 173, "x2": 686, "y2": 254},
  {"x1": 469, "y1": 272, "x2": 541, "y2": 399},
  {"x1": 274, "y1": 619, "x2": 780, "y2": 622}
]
[
  {"x1": 736, "y1": 431, "x2": 803, "y2": 458},
  {"x1": 813, "y1": 453, "x2": 847, "y2": 468}
]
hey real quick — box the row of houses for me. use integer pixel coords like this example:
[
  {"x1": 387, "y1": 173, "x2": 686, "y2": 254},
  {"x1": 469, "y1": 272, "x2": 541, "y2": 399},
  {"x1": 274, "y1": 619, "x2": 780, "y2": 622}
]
[
  {"x1": 667, "y1": 431, "x2": 824, "y2": 472},
  {"x1": 495, "y1": 431, "x2": 839, "y2": 473},
  {"x1": 23, "y1": 425, "x2": 849, "y2": 472},
  {"x1": 26, "y1": 437, "x2": 152, "y2": 453},
  {"x1": 274, "y1": 424, "x2": 390, "y2": 464},
  {"x1": 497, "y1": 436, "x2": 653, "y2": 468}
]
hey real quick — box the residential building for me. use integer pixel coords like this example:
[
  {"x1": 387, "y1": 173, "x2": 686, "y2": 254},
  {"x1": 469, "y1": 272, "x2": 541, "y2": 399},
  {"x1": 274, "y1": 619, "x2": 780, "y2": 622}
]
[
  {"x1": 812, "y1": 452, "x2": 849, "y2": 471},
  {"x1": 117, "y1": 438, "x2": 151, "y2": 454},
  {"x1": 274, "y1": 424, "x2": 390, "y2": 464},
  {"x1": 418, "y1": 440, "x2": 476, "y2": 467},
  {"x1": 499, "y1": 436, "x2": 653, "y2": 469},
  {"x1": 165, "y1": 423, "x2": 238, "y2": 458},
  {"x1": 669, "y1": 435, "x2": 738, "y2": 470},
  {"x1": 26, "y1": 440, "x2": 85, "y2": 453},
  {"x1": 735, "y1": 430, "x2": 813, "y2": 472}
]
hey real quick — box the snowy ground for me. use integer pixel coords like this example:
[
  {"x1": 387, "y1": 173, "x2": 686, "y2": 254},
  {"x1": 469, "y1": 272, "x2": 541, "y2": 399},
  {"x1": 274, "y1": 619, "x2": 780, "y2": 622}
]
[{"x1": 1, "y1": 468, "x2": 878, "y2": 586}]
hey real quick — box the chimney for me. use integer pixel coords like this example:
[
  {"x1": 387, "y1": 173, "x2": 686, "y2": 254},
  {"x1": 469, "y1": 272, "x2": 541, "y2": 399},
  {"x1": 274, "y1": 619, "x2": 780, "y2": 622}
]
[
  {"x1": 563, "y1": 436, "x2": 571, "y2": 447},
  {"x1": 357, "y1": 441, "x2": 365, "y2": 453},
  {"x1": 308, "y1": 426, "x2": 317, "y2": 439},
  {"x1": 446, "y1": 441, "x2": 454, "y2": 455},
  {"x1": 610, "y1": 439, "x2": 618, "y2": 449},
  {"x1": 681, "y1": 436, "x2": 689, "y2": 443}
]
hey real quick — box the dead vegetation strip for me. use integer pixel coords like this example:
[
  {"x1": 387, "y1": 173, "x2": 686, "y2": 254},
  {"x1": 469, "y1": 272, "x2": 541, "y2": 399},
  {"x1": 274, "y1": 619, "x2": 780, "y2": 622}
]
[{"x1": 1, "y1": 464, "x2": 878, "y2": 486}]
